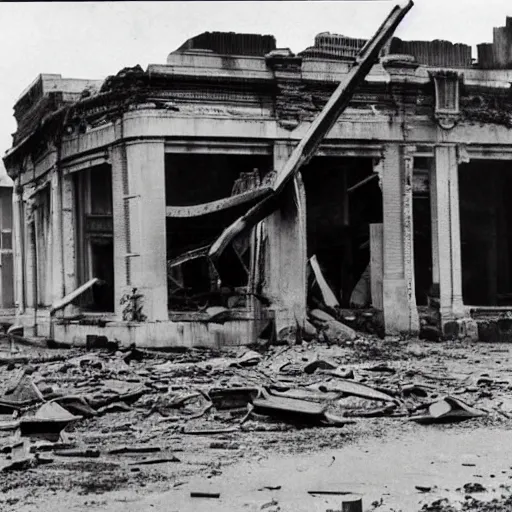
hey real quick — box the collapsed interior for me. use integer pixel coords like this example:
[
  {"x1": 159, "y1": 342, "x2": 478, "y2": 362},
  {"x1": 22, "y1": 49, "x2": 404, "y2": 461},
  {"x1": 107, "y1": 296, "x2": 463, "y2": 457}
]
[
  {"x1": 165, "y1": 153, "x2": 272, "y2": 312},
  {"x1": 459, "y1": 160, "x2": 512, "y2": 306},
  {"x1": 412, "y1": 157, "x2": 433, "y2": 306},
  {"x1": 302, "y1": 156, "x2": 382, "y2": 309}
]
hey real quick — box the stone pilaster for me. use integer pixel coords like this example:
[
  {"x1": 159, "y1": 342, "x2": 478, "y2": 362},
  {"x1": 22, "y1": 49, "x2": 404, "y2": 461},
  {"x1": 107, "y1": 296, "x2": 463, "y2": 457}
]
[
  {"x1": 111, "y1": 136, "x2": 168, "y2": 321},
  {"x1": 50, "y1": 170, "x2": 64, "y2": 304},
  {"x1": 429, "y1": 158, "x2": 440, "y2": 297},
  {"x1": 432, "y1": 144, "x2": 464, "y2": 324},
  {"x1": 264, "y1": 142, "x2": 307, "y2": 334},
  {"x1": 61, "y1": 174, "x2": 78, "y2": 314},
  {"x1": 381, "y1": 144, "x2": 419, "y2": 334},
  {"x1": 12, "y1": 185, "x2": 25, "y2": 313}
]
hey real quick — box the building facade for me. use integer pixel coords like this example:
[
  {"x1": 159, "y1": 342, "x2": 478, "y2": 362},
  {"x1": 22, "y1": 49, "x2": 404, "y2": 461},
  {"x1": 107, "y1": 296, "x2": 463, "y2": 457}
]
[
  {"x1": 4, "y1": 23, "x2": 512, "y2": 347},
  {"x1": 0, "y1": 165, "x2": 14, "y2": 320}
]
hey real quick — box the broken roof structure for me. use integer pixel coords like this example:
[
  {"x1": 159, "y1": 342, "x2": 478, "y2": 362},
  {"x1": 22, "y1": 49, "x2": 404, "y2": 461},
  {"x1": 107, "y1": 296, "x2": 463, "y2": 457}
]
[{"x1": 4, "y1": 2, "x2": 512, "y2": 347}]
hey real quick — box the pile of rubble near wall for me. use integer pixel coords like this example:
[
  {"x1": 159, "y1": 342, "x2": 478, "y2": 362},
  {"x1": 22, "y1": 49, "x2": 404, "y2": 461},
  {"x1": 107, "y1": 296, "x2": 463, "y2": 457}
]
[{"x1": 1, "y1": 330, "x2": 501, "y2": 477}]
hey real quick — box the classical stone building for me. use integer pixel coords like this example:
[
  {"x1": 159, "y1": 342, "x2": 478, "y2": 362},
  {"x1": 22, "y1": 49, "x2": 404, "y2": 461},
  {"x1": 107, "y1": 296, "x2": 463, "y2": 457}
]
[{"x1": 4, "y1": 22, "x2": 512, "y2": 347}]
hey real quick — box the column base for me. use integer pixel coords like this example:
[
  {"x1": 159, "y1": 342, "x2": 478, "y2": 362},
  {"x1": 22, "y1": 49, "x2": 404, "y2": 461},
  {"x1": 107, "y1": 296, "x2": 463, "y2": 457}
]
[
  {"x1": 383, "y1": 277, "x2": 419, "y2": 335},
  {"x1": 442, "y1": 317, "x2": 478, "y2": 342}
]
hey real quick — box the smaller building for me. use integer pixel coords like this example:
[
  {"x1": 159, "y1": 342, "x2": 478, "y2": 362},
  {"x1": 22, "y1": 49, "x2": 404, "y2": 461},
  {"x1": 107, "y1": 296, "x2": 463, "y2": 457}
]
[{"x1": 0, "y1": 163, "x2": 14, "y2": 320}]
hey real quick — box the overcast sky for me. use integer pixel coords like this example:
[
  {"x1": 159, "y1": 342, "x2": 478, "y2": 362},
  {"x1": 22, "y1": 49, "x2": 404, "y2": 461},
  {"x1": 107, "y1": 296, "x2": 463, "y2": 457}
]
[{"x1": 0, "y1": 0, "x2": 510, "y2": 166}]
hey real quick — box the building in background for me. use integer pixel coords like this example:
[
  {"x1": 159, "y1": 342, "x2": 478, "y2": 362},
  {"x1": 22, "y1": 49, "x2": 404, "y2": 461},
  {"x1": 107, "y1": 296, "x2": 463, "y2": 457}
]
[
  {"x1": 4, "y1": 22, "x2": 512, "y2": 347},
  {"x1": 0, "y1": 163, "x2": 14, "y2": 321}
]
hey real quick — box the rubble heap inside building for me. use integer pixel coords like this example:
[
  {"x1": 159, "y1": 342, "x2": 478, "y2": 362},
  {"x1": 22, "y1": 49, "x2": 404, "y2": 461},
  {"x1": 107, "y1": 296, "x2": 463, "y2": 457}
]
[{"x1": 4, "y1": 12, "x2": 512, "y2": 348}]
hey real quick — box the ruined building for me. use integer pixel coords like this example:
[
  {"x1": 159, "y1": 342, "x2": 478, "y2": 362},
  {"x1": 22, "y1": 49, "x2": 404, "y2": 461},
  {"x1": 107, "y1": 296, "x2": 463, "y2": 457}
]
[{"x1": 4, "y1": 20, "x2": 512, "y2": 347}]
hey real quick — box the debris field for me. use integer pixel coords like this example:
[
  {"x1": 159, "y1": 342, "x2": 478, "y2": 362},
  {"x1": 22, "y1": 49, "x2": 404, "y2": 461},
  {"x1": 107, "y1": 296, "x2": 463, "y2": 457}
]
[{"x1": 2, "y1": 334, "x2": 512, "y2": 511}]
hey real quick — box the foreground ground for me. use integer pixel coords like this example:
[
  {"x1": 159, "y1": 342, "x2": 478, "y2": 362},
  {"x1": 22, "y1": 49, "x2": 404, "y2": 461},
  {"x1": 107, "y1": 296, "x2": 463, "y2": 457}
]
[{"x1": 2, "y1": 335, "x2": 512, "y2": 512}]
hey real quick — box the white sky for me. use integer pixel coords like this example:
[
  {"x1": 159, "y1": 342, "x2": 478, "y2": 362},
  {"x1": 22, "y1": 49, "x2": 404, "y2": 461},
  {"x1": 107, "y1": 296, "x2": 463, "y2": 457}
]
[{"x1": 0, "y1": 0, "x2": 510, "y2": 163}]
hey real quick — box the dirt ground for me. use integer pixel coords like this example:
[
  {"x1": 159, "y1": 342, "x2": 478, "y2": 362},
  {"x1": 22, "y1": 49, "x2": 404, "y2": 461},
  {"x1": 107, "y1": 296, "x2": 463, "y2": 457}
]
[{"x1": 2, "y1": 336, "x2": 512, "y2": 512}]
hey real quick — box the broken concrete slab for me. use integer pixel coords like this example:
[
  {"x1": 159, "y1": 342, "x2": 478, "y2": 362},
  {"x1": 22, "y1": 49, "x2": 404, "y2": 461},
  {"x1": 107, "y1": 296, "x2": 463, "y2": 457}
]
[
  {"x1": 20, "y1": 401, "x2": 82, "y2": 442},
  {"x1": 253, "y1": 391, "x2": 327, "y2": 424},
  {"x1": 268, "y1": 387, "x2": 341, "y2": 402},
  {"x1": 233, "y1": 350, "x2": 262, "y2": 367},
  {"x1": 128, "y1": 455, "x2": 181, "y2": 465},
  {"x1": 303, "y1": 359, "x2": 339, "y2": 374},
  {"x1": 54, "y1": 448, "x2": 100, "y2": 458},
  {"x1": 409, "y1": 396, "x2": 487, "y2": 424},
  {"x1": 108, "y1": 445, "x2": 161, "y2": 455},
  {"x1": 309, "y1": 309, "x2": 357, "y2": 342},
  {"x1": 209, "y1": 387, "x2": 260, "y2": 410},
  {"x1": 319, "y1": 377, "x2": 395, "y2": 402},
  {"x1": 1, "y1": 375, "x2": 44, "y2": 408}
]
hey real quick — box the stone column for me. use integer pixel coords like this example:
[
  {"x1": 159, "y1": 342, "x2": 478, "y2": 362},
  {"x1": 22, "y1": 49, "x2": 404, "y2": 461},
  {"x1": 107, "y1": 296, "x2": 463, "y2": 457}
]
[
  {"x1": 381, "y1": 144, "x2": 419, "y2": 334},
  {"x1": 264, "y1": 142, "x2": 307, "y2": 335},
  {"x1": 24, "y1": 212, "x2": 36, "y2": 310},
  {"x1": 432, "y1": 144, "x2": 464, "y2": 324},
  {"x1": 111, "y1": 142, "x2": 128, "y2": 319},
  {"x1": 429, "y1": 158, "x2": 440, "y2": 297},
  {"x1": 50, "y1": 170, "x2": 64, "y2": 304},
  {"x1": 61, "y1": 174, "x2": 78, "y2": 314},
  {"x1": 111, "y1": 137, "x2": 168, "y2": 321}
]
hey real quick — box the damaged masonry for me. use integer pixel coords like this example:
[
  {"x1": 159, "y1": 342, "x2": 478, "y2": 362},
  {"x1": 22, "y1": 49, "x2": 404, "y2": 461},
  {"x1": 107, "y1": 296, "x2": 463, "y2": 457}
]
[
  {"x1": 7, "y1": 3, "x2": 512, "y2": 512},
  {"x1": 4, "y1": 2, "x2": 512, "y2": 350}
]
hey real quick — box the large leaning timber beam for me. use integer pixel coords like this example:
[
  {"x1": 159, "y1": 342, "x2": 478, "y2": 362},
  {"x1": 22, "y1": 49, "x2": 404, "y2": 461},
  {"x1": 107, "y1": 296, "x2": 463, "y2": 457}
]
[{"x1": 208, "y1": 1, "x2": 414, "y2": 267}]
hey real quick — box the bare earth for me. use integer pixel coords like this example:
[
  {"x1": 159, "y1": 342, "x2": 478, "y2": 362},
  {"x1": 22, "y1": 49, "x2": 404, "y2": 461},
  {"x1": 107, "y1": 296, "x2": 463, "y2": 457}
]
[{"x1": 2, "y1": 337, "x2": 512, "y2": 512}]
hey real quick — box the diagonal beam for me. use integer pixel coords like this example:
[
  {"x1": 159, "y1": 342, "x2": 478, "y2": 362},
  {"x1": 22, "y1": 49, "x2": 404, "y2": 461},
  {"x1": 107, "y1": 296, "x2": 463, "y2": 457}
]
[{"x1": 209, "y1": 1, "x2": 414, "y2": 265}]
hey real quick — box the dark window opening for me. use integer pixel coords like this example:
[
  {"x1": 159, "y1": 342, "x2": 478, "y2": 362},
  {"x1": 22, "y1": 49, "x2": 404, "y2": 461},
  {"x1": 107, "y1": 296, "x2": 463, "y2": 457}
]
[
  {"x1": 303, "y1": 156, "x2": 382, "y2": 309},
  {"x1": 165, "y1": 153, "x2": 272, "y2": 311},
  {"x1": 413, "y1": 195, "x2": 433, "y2": 306},
  {"x1": 75, "y1": 164, "x2": 115, "y2": 312},
  {"x1": 459, "y1": 160, "x2": 512, "y2": 306},
  {"x1": 412, "y1": 160, "x2": 433, "y2": 306}
]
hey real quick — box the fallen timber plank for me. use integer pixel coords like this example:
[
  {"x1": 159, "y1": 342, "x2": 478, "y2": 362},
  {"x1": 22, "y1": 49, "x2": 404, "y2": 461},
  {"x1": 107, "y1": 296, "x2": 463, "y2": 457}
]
[
  {"x1": 50, "y1": 278, "x2": 100, "y2": 315},
  {"x1": 167, "y1": 245, "x2": 210, "y2": 268},
  {"x1": 166, "y1": 187, "x2": 272, "y2": 218},
  {"x1": 309, "y1": 255, "x2": 339, "y2": 308},
  {"x1": 208, "y1": 1, "x2": 414, "y2": 266},
  {"x1": 324, "y1": 376, "x2": 395, "y2": 402}
]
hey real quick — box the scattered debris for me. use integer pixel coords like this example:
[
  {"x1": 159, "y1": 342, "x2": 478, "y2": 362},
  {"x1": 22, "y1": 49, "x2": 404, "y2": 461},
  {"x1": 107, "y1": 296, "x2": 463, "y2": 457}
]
[
  {"x1": 209, "y1": 441, "x2": 240, "y2": 450},
  {"x1": 54, "y1": 448, "x2": 100, "y2": 458},
  {"x1": 253, "y1": 391, "x2": 328, "y2": 424},
  {"x1": 303, "y1": 359, "x2": 339, "y2": 374},
  {"x1": 108, "y1": 445, "x2": 161, "y2": 455},
  {"x1": 128, "y1": 456, "x2": 181, "y2": 465},
  {"x1": 341, "y1": 494, "x2": 363, "y2": 512},
  {"x1": 190, "y1": 491, "x2": 221, "y2": 498},
  {"x1": 321, "y1": 376, "x2": 395, "y2": 402},
  {"x1": 309, "y1": 255, "x2": 339, "y2": 308},
  {"x1": 410, "y1": 397, "x2": 487, "y2": 424},
  {"x1": 309, "y1": 309, "x2": 357, "y2": 343},
  {"x1": 463, "y1": 482, "x2": 487, "y2": 493},
  {"x1": 209, "y1": 387, "x2": 260, "y2": 409},
  {"x1": 308, "y1": 490, "x2": 354, "y2": 496},
  {"x1": 20, "y1": 402, "x2": 82, "y2": 442}
]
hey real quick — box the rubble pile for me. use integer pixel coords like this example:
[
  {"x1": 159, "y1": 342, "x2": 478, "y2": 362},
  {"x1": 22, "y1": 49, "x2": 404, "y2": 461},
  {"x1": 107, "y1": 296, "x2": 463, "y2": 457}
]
[{"x1": 1, "y1": 333, "x2": 512, "y2": 509}]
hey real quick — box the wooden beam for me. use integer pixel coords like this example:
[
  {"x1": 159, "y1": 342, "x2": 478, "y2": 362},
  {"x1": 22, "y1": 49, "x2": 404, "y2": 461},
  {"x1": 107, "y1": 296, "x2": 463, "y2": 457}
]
[
  {"x1": 166, "y1": 187, "x2": 272, "y2": 218},
  {"x1": 50, "y1": 277, "x2": 99, "y2": 315},
  {"x1": 209, "y1": 1, "x2": 414, "y2": 266}
]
